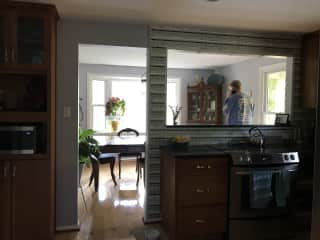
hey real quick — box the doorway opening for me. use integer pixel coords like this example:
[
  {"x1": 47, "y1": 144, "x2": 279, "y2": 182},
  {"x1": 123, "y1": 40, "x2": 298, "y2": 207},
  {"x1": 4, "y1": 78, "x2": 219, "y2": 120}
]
[{"x1": 77, "y1": 44, "x2": 147, "y2": 238}]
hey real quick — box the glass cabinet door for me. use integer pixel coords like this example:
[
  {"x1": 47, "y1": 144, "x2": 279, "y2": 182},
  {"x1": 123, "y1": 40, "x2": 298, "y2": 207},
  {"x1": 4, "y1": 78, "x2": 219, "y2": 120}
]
[
  {"x1": 188, "y1": 92, "x2": 201, "y2": 121},
  {"x1": 16, "y1": 16, "x2": 45, "y2": 65},
  {"x1": 202, "y1": 90, "x2": 217, "y2": 122},
  {"x1": 0, "y1": 16, "x2": 6, "y2": 64}
]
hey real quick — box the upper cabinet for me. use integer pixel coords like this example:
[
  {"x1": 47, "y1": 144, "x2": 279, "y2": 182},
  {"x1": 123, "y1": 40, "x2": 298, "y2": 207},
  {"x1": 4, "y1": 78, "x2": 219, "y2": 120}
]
[
  {"x1": 0, "y1": 4, "x2": 56, "y2": 72},
  {"x1": 302, "y1": 31, "x2": 320, "y2": 108},
  {"x1": 187, "y1": 81, "x2": 222, "y2": 124},
  {"x1": 0, "y1": 10, "x2": 9, "y2": 66}
]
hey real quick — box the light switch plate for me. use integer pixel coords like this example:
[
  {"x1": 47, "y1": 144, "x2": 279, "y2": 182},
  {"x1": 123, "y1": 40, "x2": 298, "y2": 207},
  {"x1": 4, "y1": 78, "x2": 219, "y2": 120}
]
[{"x1": 64, "y1": 106, "x2": 71, "y2": 118}]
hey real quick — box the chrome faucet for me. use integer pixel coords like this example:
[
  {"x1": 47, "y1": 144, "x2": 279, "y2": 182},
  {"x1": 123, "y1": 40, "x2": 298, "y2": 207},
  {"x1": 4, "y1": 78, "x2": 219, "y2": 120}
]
[{"x1": 249, "y1": 126, "x2": 265, "y2": 152}]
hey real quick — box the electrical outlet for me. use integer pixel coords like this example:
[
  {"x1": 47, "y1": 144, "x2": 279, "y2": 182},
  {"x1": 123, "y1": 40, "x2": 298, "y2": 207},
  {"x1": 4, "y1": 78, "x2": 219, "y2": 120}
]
[{"x1": 64, "y1": 106, "x2": 71, "y2": 118}]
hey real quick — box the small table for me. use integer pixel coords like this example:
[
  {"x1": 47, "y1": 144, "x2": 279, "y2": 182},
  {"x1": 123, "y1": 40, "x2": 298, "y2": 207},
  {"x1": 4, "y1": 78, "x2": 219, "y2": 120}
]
[{"x1": 95, "y1": 135, "x2": 146, "y2": 179}]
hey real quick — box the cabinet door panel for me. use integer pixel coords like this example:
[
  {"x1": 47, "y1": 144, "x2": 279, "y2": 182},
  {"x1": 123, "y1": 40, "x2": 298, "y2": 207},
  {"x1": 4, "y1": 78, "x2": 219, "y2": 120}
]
[
  {"x1": 0, "y1": 11, "x2": 9, "y2": 65},
  {"x1": 0, "y1": 161, "x2": 11, "y2": 240},
  {"x1": 12, "y1": 160, "x2": 52, "y2": 240},
  {"x1": 16, "y1": 16, "x2": 46, "y2": 65}
]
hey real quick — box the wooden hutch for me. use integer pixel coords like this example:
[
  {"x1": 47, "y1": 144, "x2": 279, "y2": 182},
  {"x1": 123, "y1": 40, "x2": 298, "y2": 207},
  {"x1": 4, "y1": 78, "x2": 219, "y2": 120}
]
[
  {"x1": 0, "y1": 2, "x2": 58, "y2": 240},
  {"x1": 187, "y1": 80, "x2": 222, "y2": 124}
]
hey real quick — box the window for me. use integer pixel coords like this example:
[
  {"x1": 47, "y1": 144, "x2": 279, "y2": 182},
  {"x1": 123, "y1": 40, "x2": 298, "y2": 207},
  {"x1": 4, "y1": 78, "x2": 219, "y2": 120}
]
[
  {"x1": 261, "y1": 63, "x2": 287, "y2": 125},
  {"x1": 88, "y1": 76, "x2": 146, "y2": 133},
  {"x1": 166, "y1": 78, "x2": 180, "y2": 125}
]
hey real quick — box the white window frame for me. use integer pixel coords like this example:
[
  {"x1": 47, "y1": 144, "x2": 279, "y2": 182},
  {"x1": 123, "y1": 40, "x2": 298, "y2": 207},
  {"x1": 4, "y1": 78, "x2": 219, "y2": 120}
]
[
  {"x1": 259, "y1": 62, "x2": 290, "y2": 124},
  {"x1": 87, "y1": 73, "x2": 146, "y2": 135},
  {"x1": 166, "y1": 78, "x2": 181, "y2": 125}
]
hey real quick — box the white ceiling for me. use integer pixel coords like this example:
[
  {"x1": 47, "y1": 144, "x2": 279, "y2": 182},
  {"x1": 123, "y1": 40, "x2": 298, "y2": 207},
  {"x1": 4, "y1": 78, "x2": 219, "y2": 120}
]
[
  {"x1": 20, "y1": 0, "x2": 320, "y2": 32},
  {"x1": 79, "y1": 44, "x2": 259, "y2": 69}
]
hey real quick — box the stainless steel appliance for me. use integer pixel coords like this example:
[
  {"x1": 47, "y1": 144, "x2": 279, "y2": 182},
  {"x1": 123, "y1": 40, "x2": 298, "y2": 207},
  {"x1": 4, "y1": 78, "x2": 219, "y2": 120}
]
[
  {"x1": 229, "y1": 150, "x2": 300, "y2": 240},
  {"x1": 0, "y1": 126, "x2": 36, "y2": 154}
]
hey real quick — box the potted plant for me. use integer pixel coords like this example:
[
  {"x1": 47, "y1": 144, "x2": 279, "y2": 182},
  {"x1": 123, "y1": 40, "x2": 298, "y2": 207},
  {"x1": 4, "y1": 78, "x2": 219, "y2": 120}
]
[
  {"x1": 105, "y1": 97, "x2": 126, "y2": 132},
  {"x1": 78, "y1": 128, "x2": 99, "y2": 182}
]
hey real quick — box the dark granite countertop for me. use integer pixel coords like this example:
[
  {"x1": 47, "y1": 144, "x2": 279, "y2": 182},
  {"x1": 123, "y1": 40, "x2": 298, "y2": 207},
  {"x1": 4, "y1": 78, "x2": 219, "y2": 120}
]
[{"x1": 161, "y1": 143, "x2": 307, "y2": 157}]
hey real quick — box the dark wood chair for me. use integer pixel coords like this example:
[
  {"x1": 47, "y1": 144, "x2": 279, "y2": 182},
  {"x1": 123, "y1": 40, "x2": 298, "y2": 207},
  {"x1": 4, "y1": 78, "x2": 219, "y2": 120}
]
[
  {"x1": 89, "y1": 153, "x2": 117, "y2": 192},
  {"x1": 117, "y1": 128, "x2": 142, "y2": 179},
  {"x1": 136, "y1": 154, "x2": 145, "y2": 186}
]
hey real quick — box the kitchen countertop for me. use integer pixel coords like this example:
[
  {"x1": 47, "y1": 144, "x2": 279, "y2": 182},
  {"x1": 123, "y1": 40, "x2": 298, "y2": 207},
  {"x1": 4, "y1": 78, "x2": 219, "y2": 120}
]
[{"x1": 161, "y1": 143, "x2": 305, "y2": 157}]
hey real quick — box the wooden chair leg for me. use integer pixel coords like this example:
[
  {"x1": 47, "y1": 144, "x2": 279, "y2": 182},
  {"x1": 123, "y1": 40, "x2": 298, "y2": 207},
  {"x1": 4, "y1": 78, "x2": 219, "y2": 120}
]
[
  {"x1": 109, "y1": 159, "x2": 117, "y2": 186},
  {"x1": 136, "y1": 160, "x2": 140, "y2": 186},
  {"x1": 118, "y1": 156, "x2": 122, "y2": 179}
]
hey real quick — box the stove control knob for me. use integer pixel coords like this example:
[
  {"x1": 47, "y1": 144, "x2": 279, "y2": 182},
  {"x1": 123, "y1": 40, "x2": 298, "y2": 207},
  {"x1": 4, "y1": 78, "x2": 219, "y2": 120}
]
[
  {"x1": 239, "y1": 156, "x2": 243, "y2": 162},
  {"x1": 247, "y1": 156, "x2": 251, "y2": 162},
  {"x1": 290, "y1": 154, "x2": 295, "y2": 160},
  {"x1": 284, "y1": 154, "x2": 289, "y2": 161}
]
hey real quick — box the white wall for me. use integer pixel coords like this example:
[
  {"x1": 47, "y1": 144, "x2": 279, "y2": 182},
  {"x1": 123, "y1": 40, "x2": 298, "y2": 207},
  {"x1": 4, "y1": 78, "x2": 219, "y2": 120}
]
[
  {"x1": 219, "y1": 57, "x2": 288, "y2": 124},
  {"x1": 57, "y1": 19, "x2": 147, "y2": 229}
]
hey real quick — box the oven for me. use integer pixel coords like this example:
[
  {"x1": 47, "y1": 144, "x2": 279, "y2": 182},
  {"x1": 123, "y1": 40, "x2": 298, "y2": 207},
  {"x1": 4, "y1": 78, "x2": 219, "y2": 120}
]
[
  {"x1": 229, "y1": 164, "x2": 299, "y2": 219},
  {"x1": 228, "y1": 156, "x2": 300, "y2": 240}
]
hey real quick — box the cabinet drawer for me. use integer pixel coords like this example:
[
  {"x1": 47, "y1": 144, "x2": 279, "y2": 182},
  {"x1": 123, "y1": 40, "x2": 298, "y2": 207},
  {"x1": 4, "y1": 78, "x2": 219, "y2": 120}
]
[
  {"x1": 177, "y1": 206, "x2": 226, "y2": 237},
  {"x1": 177, "y1": 176, "x2": 227, "y2": 206},
  {"x1": 177, "y1": 157, "x2": 228, "y2": 176}
]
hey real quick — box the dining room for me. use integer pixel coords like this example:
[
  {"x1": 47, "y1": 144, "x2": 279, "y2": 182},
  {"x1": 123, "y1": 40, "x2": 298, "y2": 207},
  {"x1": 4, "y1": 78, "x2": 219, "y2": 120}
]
[{"x1": 77, "y1": 44, "x2": 148, "y2": 238}]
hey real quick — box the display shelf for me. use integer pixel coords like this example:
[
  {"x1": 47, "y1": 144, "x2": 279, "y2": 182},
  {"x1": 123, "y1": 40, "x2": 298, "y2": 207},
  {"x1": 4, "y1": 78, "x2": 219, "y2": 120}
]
[
  {"x1": 0, "y1": 153, "x2": 48, "y2": 161},
  {"x1": 0, "y1": 111, "x2": 47, "y2": 122}
]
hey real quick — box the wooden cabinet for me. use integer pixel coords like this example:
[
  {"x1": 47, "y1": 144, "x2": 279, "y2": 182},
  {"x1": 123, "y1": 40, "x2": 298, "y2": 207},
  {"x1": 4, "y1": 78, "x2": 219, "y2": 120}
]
[
  {"x1": 0, "y1": 2, "x2": 58, "y2": 240},
  {"x1": 161, "y1": 150, "x2": 228, "y2": 240},
  {"x1": 0, "y1": 159, "x2": 53, "y2": 240},
  {"x1": 302, "y1": 31, "x2": 320, "y2": 108},
  {"x1": 187, "y1": 81, "x2": 222, "y2": 124},
  {"x1": 0, "y1": 161, "x2": 11, "y2": 240},
  {"x1": 0, "y1": 4, "x2": 54, "y2": 70}
]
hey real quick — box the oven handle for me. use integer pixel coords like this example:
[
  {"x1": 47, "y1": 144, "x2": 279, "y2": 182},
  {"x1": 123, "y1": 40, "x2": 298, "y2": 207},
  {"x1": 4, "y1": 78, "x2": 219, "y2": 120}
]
[{"x1": 235, "y1": 169, "x2": 297, "y2": 175}]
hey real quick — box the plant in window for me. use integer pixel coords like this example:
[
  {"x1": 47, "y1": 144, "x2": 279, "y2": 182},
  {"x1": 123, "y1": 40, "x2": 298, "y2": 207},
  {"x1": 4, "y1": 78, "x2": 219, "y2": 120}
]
[{"x1": 105, "y1": 97, "x2": 126, "y2": 116}]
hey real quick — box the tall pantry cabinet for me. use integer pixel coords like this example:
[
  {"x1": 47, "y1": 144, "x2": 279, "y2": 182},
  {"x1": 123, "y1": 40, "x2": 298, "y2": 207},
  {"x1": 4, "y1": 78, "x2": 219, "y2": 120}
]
[{"x1": 0, "y1": 2, "x2": 58, "y2": 240}]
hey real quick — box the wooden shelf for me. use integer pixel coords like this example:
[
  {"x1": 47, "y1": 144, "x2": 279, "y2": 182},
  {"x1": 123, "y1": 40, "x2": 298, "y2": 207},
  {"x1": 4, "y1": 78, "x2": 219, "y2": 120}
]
[
  {"x1": 0, "y1": 153, "x2": 48, "y2": 161},
  {"x1": 0, "y1": 65, "x2": 48, "y2": 75},
  {"x1": 0, "y1": 111, "x2": 47, "y2": 122}
]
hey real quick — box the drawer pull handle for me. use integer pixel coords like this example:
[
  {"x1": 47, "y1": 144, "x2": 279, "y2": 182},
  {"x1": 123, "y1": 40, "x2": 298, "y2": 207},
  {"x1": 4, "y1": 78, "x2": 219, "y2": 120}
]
[
  {"x1": 195, "y1": 219, "x2": 206, "y2": 224},
  {"x1": 194, "y1": 188, "x2": 211, "y2": 193},
  {"x1": 196, "y1": 165, "x2": 205, "y2": 169},
  {"x1": 196, "y1": 164, "x2": 211, "y2": 169},
  {"x1": 195, "y1": 188, "x2": 205, "y2": 193}
]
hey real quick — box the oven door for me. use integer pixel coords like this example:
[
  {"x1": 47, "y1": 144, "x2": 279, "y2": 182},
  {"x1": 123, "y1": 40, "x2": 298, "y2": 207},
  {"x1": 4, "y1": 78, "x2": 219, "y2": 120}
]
[{"x1": 229, "y1": 164, "x2": 299, "y2": 219}]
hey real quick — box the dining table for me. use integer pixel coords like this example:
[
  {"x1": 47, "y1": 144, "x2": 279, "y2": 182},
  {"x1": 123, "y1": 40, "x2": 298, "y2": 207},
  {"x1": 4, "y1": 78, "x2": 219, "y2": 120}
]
[{"x1": 94, "y1": 135, "x2": 146, "y2": 183}]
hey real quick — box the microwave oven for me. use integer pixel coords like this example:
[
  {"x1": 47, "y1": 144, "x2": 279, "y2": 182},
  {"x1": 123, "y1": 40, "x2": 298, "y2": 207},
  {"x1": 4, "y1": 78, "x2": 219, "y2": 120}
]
[{"x1": 0, "y1": 126, "x2": 37, "y2": 154}]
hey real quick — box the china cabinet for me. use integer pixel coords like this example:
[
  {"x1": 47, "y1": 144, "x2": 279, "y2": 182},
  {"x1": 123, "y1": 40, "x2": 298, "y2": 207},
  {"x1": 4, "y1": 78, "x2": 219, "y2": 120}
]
[{"x1": 187, "y1": 80, "x2": 222, "y2": 124}]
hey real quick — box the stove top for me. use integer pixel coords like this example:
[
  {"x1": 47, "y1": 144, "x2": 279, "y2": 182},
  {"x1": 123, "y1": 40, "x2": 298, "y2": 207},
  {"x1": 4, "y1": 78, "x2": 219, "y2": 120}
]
[{"x1": 230, "y1": 150, "x2": 299, "y2": 166}]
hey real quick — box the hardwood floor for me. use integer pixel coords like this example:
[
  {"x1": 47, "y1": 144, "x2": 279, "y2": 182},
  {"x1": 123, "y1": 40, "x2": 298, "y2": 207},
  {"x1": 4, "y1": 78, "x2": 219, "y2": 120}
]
[{"x1": 55, "y1": 160, "x2": 144, "y2": 240}]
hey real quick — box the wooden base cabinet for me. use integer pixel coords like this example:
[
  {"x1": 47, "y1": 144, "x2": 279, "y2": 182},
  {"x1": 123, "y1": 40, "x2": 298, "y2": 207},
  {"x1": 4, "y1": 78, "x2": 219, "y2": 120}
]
[
  {"x1": 0, "y1": 161, "x2": 11, "y2": 240},
  {"x1": 0, "y1": 159, "x2": 53, "y2": 240},
  {"x1": 161, "y1": 150, "x2": 229, "y2": 240}
]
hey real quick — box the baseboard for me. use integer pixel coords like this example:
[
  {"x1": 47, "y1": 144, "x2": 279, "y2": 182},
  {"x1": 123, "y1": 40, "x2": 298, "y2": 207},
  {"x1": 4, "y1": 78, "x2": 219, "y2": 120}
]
[{"x1": 55, "y1": 224, "x2": 80, "y2": 232}]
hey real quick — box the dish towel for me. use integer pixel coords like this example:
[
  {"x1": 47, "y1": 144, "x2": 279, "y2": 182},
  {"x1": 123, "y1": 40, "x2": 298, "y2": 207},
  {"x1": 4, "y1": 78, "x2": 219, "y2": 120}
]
[
  {"x1": 250, "y1": 171, "x2": 273, "y2": 209},
  {"x1": 275, "y1": 168, "x2": 291, "y2": 207}
]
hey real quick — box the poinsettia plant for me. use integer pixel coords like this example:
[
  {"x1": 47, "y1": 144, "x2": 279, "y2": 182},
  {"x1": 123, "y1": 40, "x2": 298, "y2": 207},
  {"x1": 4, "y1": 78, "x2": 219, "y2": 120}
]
[{"x1": 105, "y1": 97, "x2": 126, "y2": 116}]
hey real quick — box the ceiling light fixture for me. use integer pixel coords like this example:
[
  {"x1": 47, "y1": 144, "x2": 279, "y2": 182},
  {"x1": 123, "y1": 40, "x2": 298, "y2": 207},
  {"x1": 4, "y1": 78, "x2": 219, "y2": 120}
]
[{"x1": 207, "y1": 0, "x2": 220, "y2": 2}]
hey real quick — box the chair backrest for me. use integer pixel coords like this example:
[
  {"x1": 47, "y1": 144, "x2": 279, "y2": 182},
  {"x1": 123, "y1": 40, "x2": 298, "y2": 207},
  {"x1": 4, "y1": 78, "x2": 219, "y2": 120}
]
[{"x1": 117, "y1": 128, "x2": 139, "y2": 137}]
